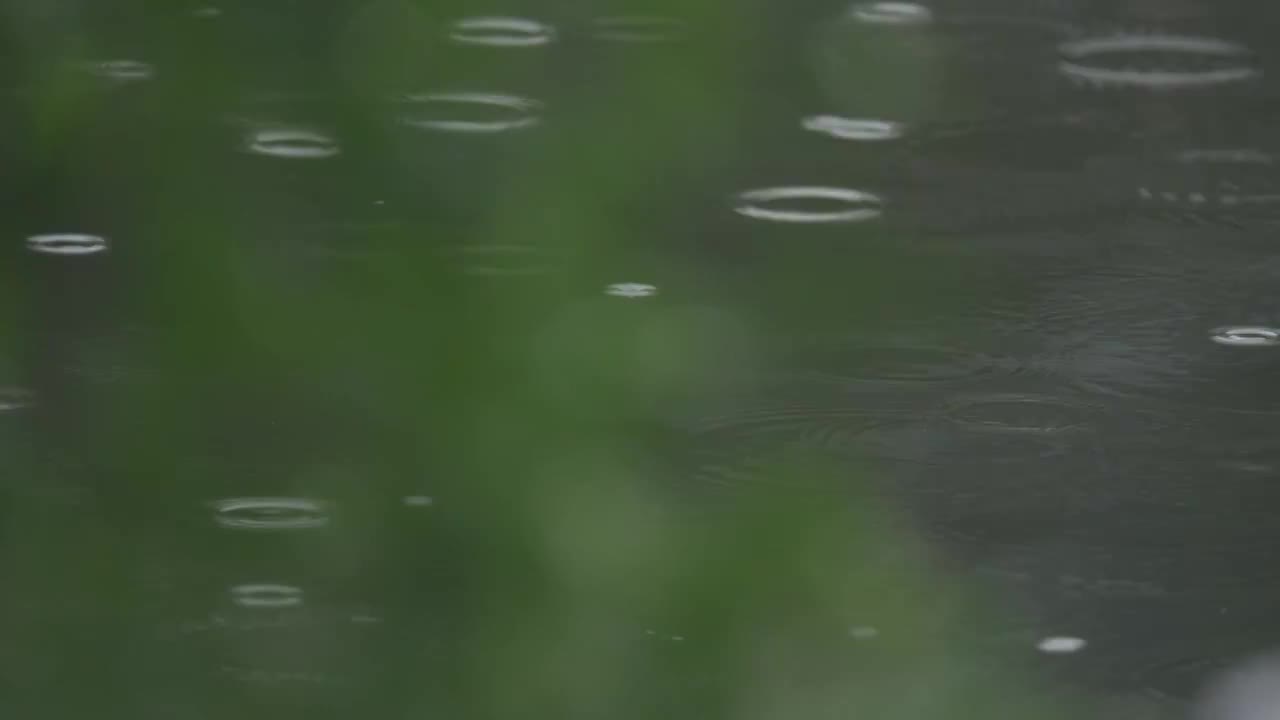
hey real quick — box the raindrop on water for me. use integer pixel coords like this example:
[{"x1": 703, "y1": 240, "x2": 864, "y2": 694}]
[
  {"x1": 1057, "y1": 33, "x2": 1258, "y2": 90},
  {"x1": 0, "y1": 387, "x2": 33, "y2": 411},
  {"x1": 449, "y1": 16, "x2": 556, "y2": 46},
  {"x1": 849, "y1": 626, "x2": 880, "y2": 639},
  {"x1": 1210, "y1": 326, "x2": 1280, "y2": 347},
  {"x1": 86, "y1": 59, "x2": 155, "y2": 82},
  {"x1": 397, "y1": 93, "x2": 542, "y2": 134},
  {"x1": 230, "y1": 584, "x2": 304, "y2": 609},
  {"x1": 26, "y1": 233, "x2": 109, "y2": 256},
  {"x1": 848, "y1": 1, "x2": 934, "y2": 25},
  {"x1": 402, "y1": 495, "x2": 434, "y2": 507},
  {"x1": 605, "y1": 282, "x2": 658, "y2": 298},
  {"x1": 734, "y1": 186, "x2": 883, "y2": 223},
  {"x1": 245, "y1": 128, "x2": 341, "y2": 159},
  {"x1": 211, "y1": 497, "x2": 330, "y2": 530},
  {"x1": 802, "y1": 115, "x2": 904, "y2": 141},
  {"x1": 1037, "y1": 636, "x2": 1087, "y2": 654}
]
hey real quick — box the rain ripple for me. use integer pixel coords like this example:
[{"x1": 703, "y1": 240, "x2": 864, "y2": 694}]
[
  {"x1": 1058, "y1": 33, "x2": 1259, "y2": 90},
  {"x1": 397, "y1": 93, "x2": 542, "y2": 134},
  {"x1": 449, "y1": 16, "x2": 556, "y2": 47},
  {"x1": 733, "y1": 186, "x2": 883, "y2": 223},
  {"x1": 211, "y1": 497, "x2": 330, "y2": 530},
  {"x1": 26, "y1": 233, "x2": 109, "y2": 256}
]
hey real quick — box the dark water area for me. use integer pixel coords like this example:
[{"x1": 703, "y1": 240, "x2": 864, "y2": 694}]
[{"x1": 6, "y1": 0, "x2": 1280, "y2": 717}]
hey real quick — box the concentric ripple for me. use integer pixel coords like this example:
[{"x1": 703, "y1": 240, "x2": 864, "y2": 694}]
[
  {"x1": 848, "y1": 1, "x2": 934, "y2": 25},
  {"x1": 944, "y1": 393, "x2": 1095, "y2": 434},
  {"x1": 449, "y1": 16, "x2": 556, "y2": 46},
  {"x1": 244, "y1": 128, "x2": 341, "y2": 159},
  {"x1": 1058, "y1": 33, "x2": 1259, "y2": 90},
  {"x1": 211, "y1": 497, "x2": 330, "y2": 530},
  {"x1": 733, "y1": 186, "x2": 883, "y2": 223},
  {"x1": 397, "y1": 93, "x2": 542, "y2": 133},
  {"x1": 231, "y1": 584, "x2": 304, "y2": 609},
  {"x1": 26, "y1": 233, "x2": 109, "y2": 256},
  {"x1": 1210, "y1": 326, "x2": 1280, "y2": 347},
  {"x1": 802, "y1": 115, "x2": 904, "y2": 141}
]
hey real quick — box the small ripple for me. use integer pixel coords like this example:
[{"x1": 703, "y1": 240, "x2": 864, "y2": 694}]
[
  {"x1": 848, "y1": 1, "x2": 934, "y2": 25},
  {"x1": 590, "y1": 16, "x2": 687, "y2": 42},
  {"x1": 86, "y1": 59, "x2": 155, "y2": 82},
  {"x1": 802, "y1": 115, "x2": 904, "y2": 141},
  {"x1": 244, "y1": 127, "x2": 341, "y2": 159},
  {"x1": 0, "y1": 387, "x2": 33, "y2": 411},
  {"x1": 230, "y1": 584, "x2": 304, "y2": 609},
  {"x1": 26, "y1": 233, "x2": 109, "y2": 256},
  {"x1": 733, "y1": 186, "x2": 883, "y2": 223},
  {"x1": 449, "y1": 16, "x2": 556, "y2": 46},
  {"x1": 944, "y1": 393, "x2": 1094, "y2": 434},
  {"x1": 397, "y1": 93, "x2": 542, "y2": 134},
  {"x1": 1037, "y1": 636, "x2": 1088, "y2": 654},
  {"x1": 1210, "y1": 326, "x2": 1280, "y2": 347},
  {"x1": 210, "y1": 497, "x2": 330, "y2": 530},
  {"x1": 605, "y1": 282, "x2": 657, "y2": 298},
  {"x1": 1058, "y1": 33, "x2": 1259, "y2": 90}
]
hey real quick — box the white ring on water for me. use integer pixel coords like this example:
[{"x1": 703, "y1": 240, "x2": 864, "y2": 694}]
[
  {"x1": 449, "y1": 17, "x2": 556, "y2": 46},
  {"x1": 87, "y1": 59, "x2": 155, "y2": 81},
  {"x1": 398, "y1": 93, "x2": 542, "y2": 134},
  {"x1": 231, "y1": 584, "x2": 304, "y2": 609},
  {"x1": 802, "y1": 115, "x2": 904, "y2": 141},
  {"x1": 1211, "y1": 326, "x2": 1280, "y2": 347},
  {"x1": 606, "y1": 282, "x2": 658, "y2": 298},
  {"x1": 849, "y1": 2, "x2": 934, "y2": 25},
  {"x1": 211, "y1": 497, "x2": 330, "y2": 530},
  {"x1": 1057, "y1": 33, "x2": 1259, "y2": 89},
  {"x1": 26, "y1": 233, "x2": 109, "y2": 256},
  {"x1": 245, "y1": 128, "x2": 341, "y2": 159},
  {"x1": 734, "y1": 186, "x2": 884, "y2": 223}
]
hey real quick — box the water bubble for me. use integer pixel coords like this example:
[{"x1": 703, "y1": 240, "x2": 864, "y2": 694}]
[
  {"x1": 402, "y1": 495, "x2": 434, "y2": 507},
  {"x1": 86, "y1": 59, "x2": 155, "y2": 82},
  {"x1": 1211, "y1": 326, "x2": 1280, "y2": 347},
  {"x1": 0, "y1": 387, "x2": 33, "y2": 411},
  {"x1": 26, "y1": 233, "x2": 109, "y2": 256},
  {"x1": 1058, "y1": 33, "x2": 1259, "y2": 90},
  {"x1": 802, "y1": 115, "x2": 904, "y2": 141},
  {"x1": 605, "y1": 282, "x2": 657, "y2": 298},
  {"x1": 397, "y1": 93, "x2": 542, "y2": 134},
  {"x1": 591, "y1": 16, "x2": 687, "y2": 42},
  {"x1": 1037, "y1": 636, "x2": 1087, "y2": 654},
  {"x1": 734, "y1": 186, "x2": 883, "y2": 223},
  {"x1": 245, "y1": 127, "x2": 341, "y2": 159},
  {"x1": 211, "y1": 497, "x2": 330, "y2": 530},
  {"x1": 230, "y1": 584, "x2": 303, "y2": 609},
  {"x1": 449, "y1": 16, "x2": 556, "y2": 47},
  {"x1": 848, "y1": 1, "x2": 934, "y2": 25}
]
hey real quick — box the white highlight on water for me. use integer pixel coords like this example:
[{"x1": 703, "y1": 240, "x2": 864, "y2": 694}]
[
  {"x1": 606, "y1": 283, "x2": 658, "y2": 298},
  {"x1": 802, "y1": 115, "x2": 904, "y2": 141},
  {"x1": 1211, "y1": 326, "x2": 1280, "y2": 347},
  {"x1": 245, "y1": 128, "x2": 341, "y2": 158},
  {"x1": 734, "y1": 186, "x2": 884, "y2": 223},
  {"x1": 1058, "y1": 33, "x2": 1259, "y2": 90},
  {"x1": 848, "y1": 2, "x2": 934, "y2": 25},
  {"x1": 211, "y1": 497, "x2": 331, "y2": 530},
  {"x1": 230, "y1": 584, "x2": 304, "y2": 609},
  {"x1": 26, "y1": 233, "x2": 109, "y2": 256},
  {"x1": 1037, "y1": 636, "x2": 1087, "y2": 654},
  {"x1": 449, "y1": 17, "x2": 556, "y2": 46},
  {"x1": 398, "y1": 93, "x2": 542, "y2": 134}
]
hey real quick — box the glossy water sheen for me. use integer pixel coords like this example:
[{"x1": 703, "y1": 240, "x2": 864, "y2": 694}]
[{"x1": 13, "y1": 0, "x2": 1280, "y2": 713}]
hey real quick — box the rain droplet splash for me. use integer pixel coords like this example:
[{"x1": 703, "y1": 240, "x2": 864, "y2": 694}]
[
  {"x1": 605, "y1": 282, "x2": 658, "y2": 298},
  {"x1": 1211, "y1": 326, "x2": 1280, "y2": 347},
  {"x1": 449, "y1": 17, "x2": 556, "y2": 47},
  {"x1": 397, "y1": 93, "x2": 542, "y2": 134},
  {"x1": 86, "y1": 59, "x2": 155, "y2": 82},
  {"x1": 1037, "y1": 636, "x2": 1087, "y2": 654},
  {"x1": 211, "y1": 497, "x2": 330, "y2": 530},
  {"x1": 802, "y1": 115, "x2": 904, "y2": 141},
  {"x1": 245, "y1": 128, "x2": 341, "y2": 159},
  {"x1": 1058, "y1": 33, "x2": 1259, "y2": 90},
  {"x1": 734, "y1": 186, "x2": 883, "y2": 223},
  {"x1": 848, "y1": 1, "x2": 934, "y2": 25},
  {"x1": 26, "y1": 233, "x2": 109, "y2": 256},
  {"x1": 231, "y1": 584, "x2": 304, "y2": 609}
]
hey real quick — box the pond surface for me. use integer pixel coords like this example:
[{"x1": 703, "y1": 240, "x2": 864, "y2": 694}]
[{"x1": 4, "y1": 0, "x2": 1280, "y2": 716}]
